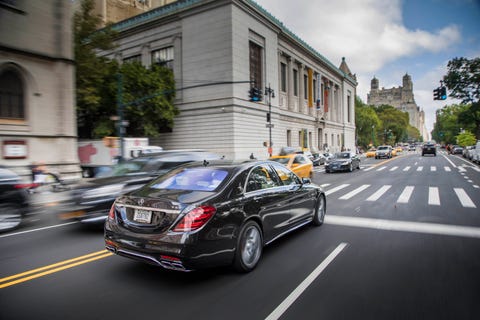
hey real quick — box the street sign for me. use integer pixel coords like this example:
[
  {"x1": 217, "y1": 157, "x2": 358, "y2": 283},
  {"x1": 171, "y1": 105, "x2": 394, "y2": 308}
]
[{"x1": 266, "y1": 123, "x2": 274, "y2": 128}]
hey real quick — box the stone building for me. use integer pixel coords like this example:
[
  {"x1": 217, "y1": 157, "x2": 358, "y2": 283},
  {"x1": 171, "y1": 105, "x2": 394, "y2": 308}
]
[
  {"x1": 0, "y1": 1, "x2": 80, "y2": 180},
  {"x1": 367, "y1": 74, "x2": 428, "y2": 140},
  {"x1": 98, "y1": 0, "x2": 357, "y2": 159}
]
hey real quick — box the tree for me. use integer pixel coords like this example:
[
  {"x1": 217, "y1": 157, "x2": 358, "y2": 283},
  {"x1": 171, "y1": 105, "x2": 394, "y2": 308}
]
[
  {"x1": 443, "y1": 57, "x2": 480, "y2": 104},
  {"x1": 442, "y1": 57, "x2": 480, "y2": 139},
  {"x1": 374, "y1": 105, "x2": 409, "y2": 145},
  {"x1": 456, "y1": 130, "x2": 477, "y2": 147},
  {"x1": 431, "y1": 104, "x2": 468, "y2": 144},
  {"x1": 355, "y1": 96, "x2": 381, "y2": 148},
  {"x1": 119, "y1": 61, "x2": 178, "y2": 137},
  {"x1": 74, "y1": 0, "x2": 117, "y2": 139}
]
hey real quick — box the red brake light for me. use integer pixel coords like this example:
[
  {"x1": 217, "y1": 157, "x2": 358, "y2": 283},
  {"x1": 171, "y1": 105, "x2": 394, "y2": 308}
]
[
  {"x1": 173, "y1": 206, "x2": 216, "y2": 232},
  {"x1": 14, "y1": 183, "x2": 39, "y2": 189},
  {"x1": 108, "y1": 203, "x2": 116, "y2": 220}
]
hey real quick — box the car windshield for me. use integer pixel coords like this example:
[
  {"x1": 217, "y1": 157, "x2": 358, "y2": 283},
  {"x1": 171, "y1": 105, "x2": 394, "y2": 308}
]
[
  {"x1": 334, "y1": 152, "x2": 350, "y2": 159},
  {"x1": 150, "y1": 168, "x2": 229, "y2": 191},
  {"x1": 106, "y1": 158, "x2": 152, "y2": 176},
  {"x1": 269, "y1": 157, "x2": 290, "y2": 165},
  {"x1": 378, "y1": 146, "x2": 389, "y2": 150}
]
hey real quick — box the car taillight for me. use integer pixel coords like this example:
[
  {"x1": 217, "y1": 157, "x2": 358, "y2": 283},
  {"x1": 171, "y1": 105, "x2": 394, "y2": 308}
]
[
  {"x1": 14, "y1": 183, "x2": 39, "y2": 189},
  {"x1": 173, "y1": 206, "x2": 216, "y2": 232},
  {"x1": 108, "y1": 203, "x2": 116, "y2": 220}
]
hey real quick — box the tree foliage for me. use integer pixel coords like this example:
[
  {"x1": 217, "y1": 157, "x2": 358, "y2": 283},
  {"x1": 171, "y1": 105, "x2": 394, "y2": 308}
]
[
  {"x1": 443, "y1": 57, "x2": 480, "y2": 104},
  {"x1": 375, "y1": 105, "x2": 409, "y2": 145},
  {"x1": 74, "y1": 0, "x2": 178, "y2": 139},
  {"x1": 355, "y1": 96, "x2": 381, "y2": 148},
  {"x1": 431, "y1": 104, "x2": 469, "y2": 144},
  {"x1": 456, "y1": 130, "x2": 477, "y2": 147}
]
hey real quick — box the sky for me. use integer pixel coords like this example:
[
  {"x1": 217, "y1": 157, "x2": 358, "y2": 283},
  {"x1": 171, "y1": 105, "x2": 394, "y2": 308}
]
[{"x1": 253, "y1": 0, "x2": 480, "y2": 137}]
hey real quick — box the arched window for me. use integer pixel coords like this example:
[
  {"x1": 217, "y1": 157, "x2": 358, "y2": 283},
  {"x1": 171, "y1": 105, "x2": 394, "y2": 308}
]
[{"x1": 0, "y1": 69, "x2": 24, "y2": 120}]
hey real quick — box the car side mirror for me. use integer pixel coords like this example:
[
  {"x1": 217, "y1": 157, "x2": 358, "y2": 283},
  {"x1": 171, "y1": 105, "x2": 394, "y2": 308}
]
[{"x1": 302, "y1": 177, "x2": 311, "y2": 184}]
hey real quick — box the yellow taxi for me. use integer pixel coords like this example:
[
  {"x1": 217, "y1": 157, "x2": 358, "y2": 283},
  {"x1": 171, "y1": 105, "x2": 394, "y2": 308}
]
[
  {"x1": 391, "y1": 147, "x2": 397, "y2": 156},
  {"x1": 365, "y1": 147, "x2": 376, "y2": 158},
  {"x1": 269, "y1": 153, "x2": 313, "y2": 179}
]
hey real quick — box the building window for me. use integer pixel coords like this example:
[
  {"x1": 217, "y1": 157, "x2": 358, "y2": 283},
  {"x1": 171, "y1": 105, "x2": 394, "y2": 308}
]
[
  {"x1": 152, "y1": 46, "x2": 174, "y2": 69},
  {"x1": 318, "y1": 129, "x2": 323, "y2": 149},
  {"x1": 347, "y1": 93, "x2": 351, "y2": 123},
  {"x1": 287, "y1": 130, "x2": 292, "y2": 147},
  {"x1": 123, "y1": 55, "x2": 141, "y2": 64},
  {"x1": 280, "y1": 63, "x2": 286, "y2": 92},
  {"x1": 293, "y1": 69, "x2": 298, "y2": 96},
  {"x1": 304, "y1": 74, "x2": 308, "y2": 99},
  {"x1": 249, "y1": 41, "x2": 262, "y2": 89},
  {"x1": 0, "y1": 69, "x2": 24, "y2": 120},
  {"x1": 313, "y1": 79, "x2": 317, "y2": 102}
]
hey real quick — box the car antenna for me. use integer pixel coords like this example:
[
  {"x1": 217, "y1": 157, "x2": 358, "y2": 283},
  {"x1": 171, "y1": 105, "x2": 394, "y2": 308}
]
[{"x1": 203, "y1": 160, "x2": 209, "y2": 167}]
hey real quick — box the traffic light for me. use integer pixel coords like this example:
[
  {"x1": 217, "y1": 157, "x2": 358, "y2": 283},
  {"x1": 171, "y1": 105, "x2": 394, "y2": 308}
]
[
  {"x1": 266, "y1": 112, "x2": 271, "y2": 122},
  {"x1": 433, "y1": 88, "x2": 440, "y2": 100},
  {"x1": 248, "y1": 87, "x2": 262, "y2": 102},
  {"x1": 440, "y1": 86, "x2": 447, "y2": 100}
]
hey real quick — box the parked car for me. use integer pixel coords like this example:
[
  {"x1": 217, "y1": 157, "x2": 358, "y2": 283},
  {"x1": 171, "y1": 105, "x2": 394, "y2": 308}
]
[
  {"x1": 450, "y1": 145, "x2": 464, "y2": 155},
  {"x1": 298, "y1": 150, "x2": 325, "y2": 166},
  {"x1": 325, "y1": 151, "x2": 361, "y2": 173},
  {"x1": 472, "y1": 141, "x2": 480, "y2": 164},
  {"x1": 57, "y1": 150, "x2": 223, "y2": 225},
  {"x1": 422, "y1": 143, "x2": 437, "y2": 156},
  {"x1": 408, "y1": 144, "x2": 416, "y2": 151},
  {"x1": 269, "y1": 153, "x2": 313, "y2": 178},
  {"x1": 375, "y1": 145, "x2": 392, "y2": 159},
  {"x1": 104, "y1": 160, "x2": 326, "y2": 272},
  {"x1": 464, "y1": 145, "x2": 476, "y2": 160},
  {"x1": 0, "y1": 167, "x2": 31, "y2": 232}
]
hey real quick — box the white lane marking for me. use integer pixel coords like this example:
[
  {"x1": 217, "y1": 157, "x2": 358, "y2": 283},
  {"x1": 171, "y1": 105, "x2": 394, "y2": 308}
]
[
  {"x1": 454, "y1": 188, "x2": 476, "y2": 208},
  {"x1": 397, "y1": 186, "x2": 414, "y2": 203},
  {"x1": 472, "y1": 166, "x2": 480, "y2": 172},
  {"x1": 265, "y1": 243, "x2": 348, "y2": 320},
  {"x1": 389, "y1": 166, "x2": 398, "y2": 171},
  {"x1": 364, "y1": 166, "x2": 375, "y2": 172},
  {"x1": 339, "y1": 185, "x2": 370, "y2": 200},
  {"x1": 325, "y1": 216, "x2": 480, "y2": 239},
  {"x1": 444, "y1": 166, "x2": 451, "y2": 172},
  {"x1": 458, "y1": 167, "x2": 467, "y2": 172},
  {"x1": 325, "y1": 184, "x2": 349, "y2": 196},
  {"x1": 320, "y1": 183, "x2": 331, "y2": 188},
  {"x1": 0, "y1": 222, "x2": 78, "y2": 238},
  {"x1": 376, "y1": 166, "x2": 387, "y2": 171},
  {"x1": 366, "y1": 185, "x2": 392, "y2": 201},
  {"x1": 417, "y1": 166, "x2": 423, "y2": 172},
  {"x1": 403, "y1": 166, "x2": 411, "y2": 171},
  {"x1": 428, "y1": 187, "x2": 440, "y2": 206},
  {"x1": 431, "y1": 166, "x2": 437, "y2": 172},
  {"x1": 442, "y1": 154, "x2": 457, "y2": 168}
]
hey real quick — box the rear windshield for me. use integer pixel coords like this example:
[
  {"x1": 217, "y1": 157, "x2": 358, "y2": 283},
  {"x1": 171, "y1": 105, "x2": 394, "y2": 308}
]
[
  {"x1": 377, "y1": 146, "x2": 389, "y2": 150},
  {"x1": 150, "y1": 168, "x2": 229, "y2": 191}
]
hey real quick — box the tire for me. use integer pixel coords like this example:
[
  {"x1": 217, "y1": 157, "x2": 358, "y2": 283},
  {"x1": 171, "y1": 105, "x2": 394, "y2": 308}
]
[
  {"x1": 312, "y1": 194, "x2": 326, "y2": 226},
  {"x1": 0, "y1": 203, "x2": 24, "y2": 232},
  {"x1": 233, "y1": 220, "x2": 263, "y2": 273},
  {"x1": 349, "y1": 163, "x2": 353, "y2": 172},
  {"x1": 325, "y1": 168, "x2": 330, "y2": 173}
]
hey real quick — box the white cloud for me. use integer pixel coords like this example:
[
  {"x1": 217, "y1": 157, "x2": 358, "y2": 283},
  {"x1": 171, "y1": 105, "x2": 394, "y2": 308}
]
[
  {"x1": 253, "y1": 0, "x2": 461, "y2": 74},
  {"x1": 253, "y1": 0, "x2": 463, "y2": 137}
]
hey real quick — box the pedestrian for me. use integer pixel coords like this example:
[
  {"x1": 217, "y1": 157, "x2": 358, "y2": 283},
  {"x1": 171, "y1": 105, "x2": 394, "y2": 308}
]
[{"x1": 249, "y1": 153, "x2": 256, "y2": 160}]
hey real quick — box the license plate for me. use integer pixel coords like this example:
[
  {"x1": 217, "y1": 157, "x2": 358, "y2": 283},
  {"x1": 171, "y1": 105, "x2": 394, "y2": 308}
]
[{"x1": 133, "y1": 209, "x2": 152, "y2": 223}]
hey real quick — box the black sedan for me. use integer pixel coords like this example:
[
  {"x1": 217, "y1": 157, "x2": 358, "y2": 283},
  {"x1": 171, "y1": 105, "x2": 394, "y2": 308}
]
[
  {"x1": 324, "y1": 151, "x2": 361, "y2": 173},
  {"x1": 105, "y1": 160, "x2": 326, "y2": 272},
  {"x1": 0, "y1": 167, "x2": 31, "y2": 232}
]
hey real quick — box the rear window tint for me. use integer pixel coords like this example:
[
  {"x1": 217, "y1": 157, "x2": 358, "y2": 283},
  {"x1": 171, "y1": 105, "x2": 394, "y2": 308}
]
[{"x1": 150, "y1": 168, "x2": 229, "y2": 191}]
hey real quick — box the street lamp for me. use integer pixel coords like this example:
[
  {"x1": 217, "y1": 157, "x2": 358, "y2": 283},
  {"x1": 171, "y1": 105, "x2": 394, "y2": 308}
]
[{"x1": 265, "y1": 84, "x2": 275, "y2": 157}]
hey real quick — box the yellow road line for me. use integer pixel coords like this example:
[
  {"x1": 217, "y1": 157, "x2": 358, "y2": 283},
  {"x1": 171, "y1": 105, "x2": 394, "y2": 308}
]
[{"x1": 0, "y1": 249, "x2": 112, "y2": 289}]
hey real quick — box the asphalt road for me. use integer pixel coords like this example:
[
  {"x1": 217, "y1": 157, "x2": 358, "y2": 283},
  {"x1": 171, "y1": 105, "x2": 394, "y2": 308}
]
[{"x1": 1, "y1": 150, "x2": 479, "y2": 320}]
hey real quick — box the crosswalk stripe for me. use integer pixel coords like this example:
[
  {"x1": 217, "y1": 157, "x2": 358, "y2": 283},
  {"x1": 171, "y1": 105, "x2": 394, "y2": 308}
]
[
  {"x1": 454, "y1": 188, "x2": 476, "y2": 208},
  {"x1": 428, "y1": 187, "x2": 440, "y2": 206},
  {"x1": 416, "y1": 166, "x2": 423, "y2": 172},
  {"x1": 325, "y1": 184, "x2": 349, "y2": 196},
  {"x1": 377, "y1": 166, "x2": 387, "y2": 171},
  {"x1": 364, "y1": 166, "x2": 374, "y2": 172},
  {"x1": 389, "y1": 166, "x2": 398, "y2": 171},
  {"x1": 366, "y1": 185, "x2": 392, "y2": 201},
  {"x1": 339, "y1": 184, "x2": 370, "y2": 200},
  {"x1": 403, "y1": 166, "x2": 411, "y2": 171},
  {"x1": 431, "y1": 166, "x2": 437, "y2": 172},
  {"x1": 320, "y1": 183, "x2": 330, "y2": 188},
  {"x1": 458, "y1": 167, "x2": 467, "y2": 172},
  {"x1": 397, "y1": 186, "x2": 414, "y2": 203},
  {"x1": 444, "y1": 166, "x2": 451, "y2": 172}
]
